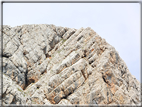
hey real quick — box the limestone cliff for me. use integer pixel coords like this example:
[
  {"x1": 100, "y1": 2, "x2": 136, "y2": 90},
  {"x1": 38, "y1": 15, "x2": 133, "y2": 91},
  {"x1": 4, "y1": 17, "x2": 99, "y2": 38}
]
[{"x1": 1, "y1": 24, "x2": 141, "y2": 106}]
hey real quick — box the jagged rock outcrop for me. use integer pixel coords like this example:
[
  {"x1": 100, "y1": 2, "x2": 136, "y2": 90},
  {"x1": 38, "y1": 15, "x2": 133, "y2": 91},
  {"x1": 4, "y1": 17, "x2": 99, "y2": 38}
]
[{"x1": 1, "y1": 24, "x2": 141, "y2": 106}]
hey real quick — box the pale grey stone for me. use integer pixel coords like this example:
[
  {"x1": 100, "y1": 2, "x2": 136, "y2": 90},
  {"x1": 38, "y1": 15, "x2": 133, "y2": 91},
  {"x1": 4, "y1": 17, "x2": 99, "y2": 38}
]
[{"x1": 2, "y1": 24, "x2": 140, "y2": 106}]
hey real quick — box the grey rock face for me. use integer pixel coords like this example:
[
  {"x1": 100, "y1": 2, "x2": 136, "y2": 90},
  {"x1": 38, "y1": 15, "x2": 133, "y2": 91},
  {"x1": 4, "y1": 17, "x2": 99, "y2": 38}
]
[
  {"x1": 2, "y1": 74, "x2": 26, "y2": 105},
  {"x1": 1, "y1": 24, "x2": 140, "y2": 106}
]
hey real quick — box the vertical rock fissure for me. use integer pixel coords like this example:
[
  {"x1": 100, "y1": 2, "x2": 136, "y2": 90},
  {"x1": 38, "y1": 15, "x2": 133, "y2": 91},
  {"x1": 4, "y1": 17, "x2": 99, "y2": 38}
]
[
  {"x1": 23, "y1": 69, "x2": 28, "y2": 90},
  {"x1": 81, "y1": 70, "x2": 87, "y2": 80}
]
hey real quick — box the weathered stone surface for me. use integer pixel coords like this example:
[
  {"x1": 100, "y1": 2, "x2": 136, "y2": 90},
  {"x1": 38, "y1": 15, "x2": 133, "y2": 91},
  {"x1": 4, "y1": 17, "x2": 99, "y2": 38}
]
[
  {"x1": 2, "y1": 74, "x2": 26, "y2": 105},
  {"x1": 1, "y1": 24, "x2": 140, "y2": 106},
  {"x1": 58, "y1": 99, "x2": 72, "y2": 105}
]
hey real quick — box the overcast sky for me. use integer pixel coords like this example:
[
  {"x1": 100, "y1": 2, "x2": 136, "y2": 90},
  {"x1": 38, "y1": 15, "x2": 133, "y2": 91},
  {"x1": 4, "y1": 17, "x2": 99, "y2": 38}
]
[{"x1": 3, "y1": 3, "x2": 140, "y2": 81}]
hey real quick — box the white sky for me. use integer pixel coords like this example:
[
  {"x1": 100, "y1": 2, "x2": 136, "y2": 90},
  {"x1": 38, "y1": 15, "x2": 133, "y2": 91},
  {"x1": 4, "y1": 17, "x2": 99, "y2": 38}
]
[{"x1": 3, "y1": 3, "x2": 140, "y2": 81}]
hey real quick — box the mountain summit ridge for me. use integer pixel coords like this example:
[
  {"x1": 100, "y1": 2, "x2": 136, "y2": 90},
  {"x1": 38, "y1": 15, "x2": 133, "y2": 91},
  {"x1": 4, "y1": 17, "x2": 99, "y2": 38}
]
[{"x1": 1, "y1": 24, "x2": 140, "y2": 106}]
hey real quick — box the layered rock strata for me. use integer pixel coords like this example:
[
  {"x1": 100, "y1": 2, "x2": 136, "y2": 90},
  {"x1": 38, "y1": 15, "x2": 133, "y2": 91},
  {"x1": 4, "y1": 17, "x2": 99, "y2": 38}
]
[{"x1": 1, "y1": 24, "x2": 141, "y2": 106}]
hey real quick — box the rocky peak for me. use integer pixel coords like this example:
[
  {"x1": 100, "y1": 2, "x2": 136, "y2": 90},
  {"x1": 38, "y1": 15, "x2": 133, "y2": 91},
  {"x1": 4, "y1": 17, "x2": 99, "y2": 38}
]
[{"x1": 1, "y1": 24, "x2": 141, "y2": 106}]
